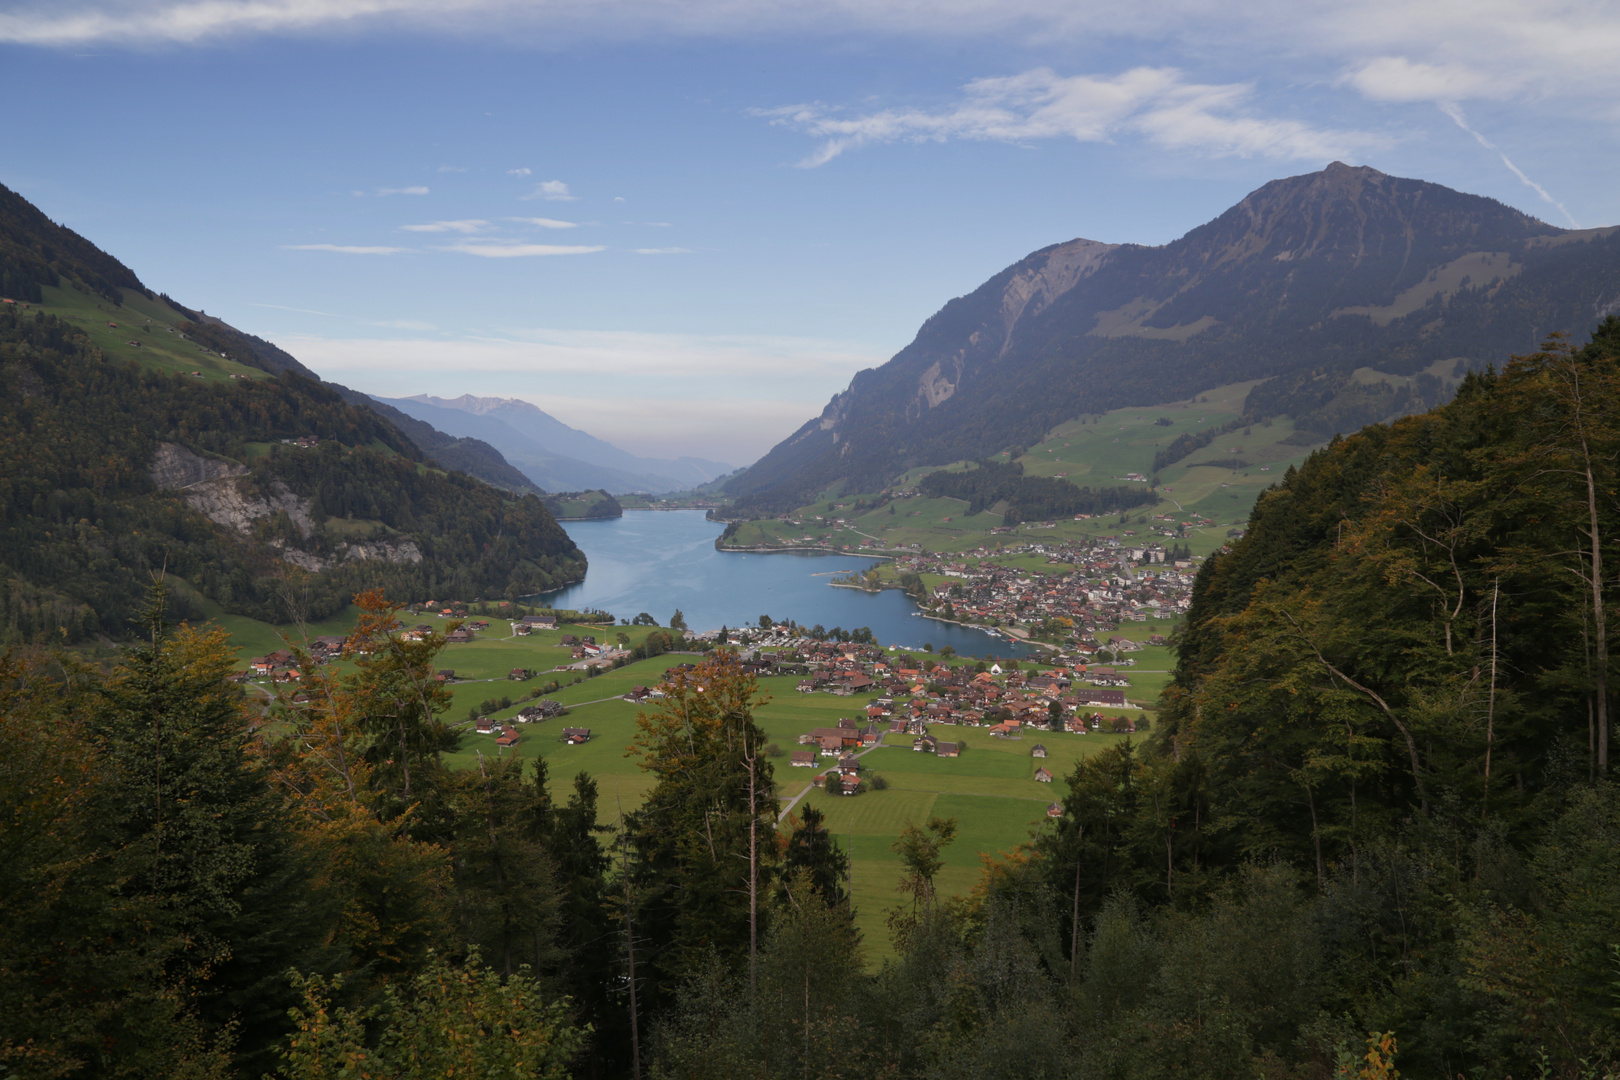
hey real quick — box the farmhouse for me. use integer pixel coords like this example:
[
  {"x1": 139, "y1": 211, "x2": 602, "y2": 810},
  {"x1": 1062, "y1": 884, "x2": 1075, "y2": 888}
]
[{"x1": 561, "y1": 727, "x2": 592, "y2": 745}]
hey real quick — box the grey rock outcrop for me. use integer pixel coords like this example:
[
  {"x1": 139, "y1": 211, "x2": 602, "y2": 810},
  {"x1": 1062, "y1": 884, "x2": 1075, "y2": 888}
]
[{"x1": 149, "y1": 442, "x2": 422, "y2": 570}]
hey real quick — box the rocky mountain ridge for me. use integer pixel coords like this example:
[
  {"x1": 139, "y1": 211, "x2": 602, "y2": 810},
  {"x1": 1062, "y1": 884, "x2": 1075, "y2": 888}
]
[{"x1": 727, "y1": 163, "x2": 1620, "y2": 510}]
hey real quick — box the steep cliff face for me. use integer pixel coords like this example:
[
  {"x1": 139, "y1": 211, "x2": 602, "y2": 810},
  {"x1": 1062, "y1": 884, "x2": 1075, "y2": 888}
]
[
  {"x1": 150, "y1": 442, "x2": 427, "y2": 573},
  {"x1": 727, "y1": 163, "x2": 1620, "y2": 510}
]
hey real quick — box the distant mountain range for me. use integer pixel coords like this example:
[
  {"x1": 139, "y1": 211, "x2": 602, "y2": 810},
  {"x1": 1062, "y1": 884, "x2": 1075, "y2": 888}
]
[
  {"x1": 377, "y1": 394, "x2": 734, "y2": 495},
  {"x1": 726, "y1": 162, "x2": 1620, "y2": 510}
]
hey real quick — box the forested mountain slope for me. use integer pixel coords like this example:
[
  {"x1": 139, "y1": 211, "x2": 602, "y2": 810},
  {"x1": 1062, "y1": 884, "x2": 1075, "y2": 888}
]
[
  {"x1": 0, "y1": 308, "x2": 583, "y2": 642},
  {"x1": 728, "y1": 162, "x2": 1620, "y2": 510},
  {"x1": 0, "y1": 181, "x2": 544, "y2": 498}
]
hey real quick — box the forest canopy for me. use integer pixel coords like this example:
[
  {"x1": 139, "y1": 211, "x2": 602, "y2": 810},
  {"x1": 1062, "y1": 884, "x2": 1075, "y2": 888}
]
[{"x1": 918, "y1": 459, "x2": 1158, "y2": 524}]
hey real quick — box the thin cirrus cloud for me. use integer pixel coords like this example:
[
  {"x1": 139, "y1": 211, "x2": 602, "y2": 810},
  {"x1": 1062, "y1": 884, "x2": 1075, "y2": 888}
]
[
  {"x1": 1342, "y1": 57, "x2": 1579, "y2": 226},
  {"x1": 283, "y1": 243, "x2": 408, "y2": 254},
  {"x1": 399, "y1": 219, "x2": 490, "y2": 233},
  {"x1": 6, "y1": 0, "x2": 1620, "y2": 118},
  {"x1": 760, "y1": 66, "x2": 1385, "y2": 167},
  {"x1": 507, "y1": 167, "x2": 533, "y2": 176},
  {"x1": 521, "y1": 180, "x2": 578, "y2": 201},
  {"x1": 635, "y1": 247, "x2": 692, "y2": 255},
  {"x1": 370, "y1": 185, "x2": 430, "y2": 196},
  {"x1": 508, "y1": 217, "x2": 580, "y2": 229},
  {"x1": 438, "y1": 240, "x2": 605, "y2": 257}
]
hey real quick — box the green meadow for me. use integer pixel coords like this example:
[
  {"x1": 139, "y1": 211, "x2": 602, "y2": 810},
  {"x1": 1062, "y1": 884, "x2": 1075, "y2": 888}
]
[
  {"x1": 35, "y1": 285, "x2": 269, "y2": 382},
  {"x1": 217, "y1": 604, "x2": 1138, "y2": 961},
  {"x1": 722, "y1": 376, "x2": 1330, "y2": 559}
]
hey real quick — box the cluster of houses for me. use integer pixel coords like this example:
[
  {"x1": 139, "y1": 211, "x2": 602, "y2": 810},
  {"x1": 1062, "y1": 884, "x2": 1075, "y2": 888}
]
[
  {"x1": 238, "y1": 634, "x2": 351, "y2": 681},
  {"x1": 893, "y1": 544, "x2": 1196, "y2": 640},
  {"x1": 765, "y1": 640, "x2": 1142, "y2": 733}
]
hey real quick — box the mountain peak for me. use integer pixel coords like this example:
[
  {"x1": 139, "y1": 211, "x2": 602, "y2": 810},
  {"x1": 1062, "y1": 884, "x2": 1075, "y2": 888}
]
[
  {"x1": 726, "y1": 166, "x2": 1618, "y2": 510},
  {"x1": 406, "y1": 393, "x2": 537, "y2": 417}
]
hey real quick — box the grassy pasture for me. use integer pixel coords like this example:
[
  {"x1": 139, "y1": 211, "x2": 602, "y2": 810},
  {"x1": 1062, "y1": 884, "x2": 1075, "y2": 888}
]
[
  {"x1": 722, "y1": 377, "x2": 1329, "y2": 559},
  {"x1": 34, "y1": 285, "x2": 268, "y2": 382},
  {"x1": 219, "y1": 612, "x2": 1139, "y2": 965}
]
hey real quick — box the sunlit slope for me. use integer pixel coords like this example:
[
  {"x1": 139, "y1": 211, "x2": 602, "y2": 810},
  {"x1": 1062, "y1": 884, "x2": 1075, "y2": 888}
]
[{"x1": 33, "y1": 284, "x2": 268, "y2": 382}]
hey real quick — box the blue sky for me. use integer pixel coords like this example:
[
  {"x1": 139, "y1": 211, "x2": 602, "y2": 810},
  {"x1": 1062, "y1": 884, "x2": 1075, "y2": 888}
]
[{"x1": 2, "y1": 0, "x2": 1617, "y2": 463}]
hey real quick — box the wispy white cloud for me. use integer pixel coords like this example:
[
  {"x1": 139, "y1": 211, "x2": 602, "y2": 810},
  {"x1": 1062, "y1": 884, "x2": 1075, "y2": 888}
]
[
  {"x1": 762, "y1": 67, "x2": 1384, "y2": 166},
  {"x1": 521, "y1": 179, "x2": 578, "y2": 201},
  {"x1": 1436, "y1": 102, "x2": 1579, "y2": 227},
  {"x1": 437, "y1": 164, "x2": 468, "y2": 173},
  {"x1": 373, "y1": 185, "x2": 430, "y2": 196},
  {"x1": 635, "y1": 247, "x2": 692, "y2": 254},
  {"x1": 507, "y1": 166, "x2": 532, "y2": 176},
  {"x1": 400, "y1": 218, "x2": 489, "y2": 233},
  {"x1": 249, "y1": 302, "x2": 435, "y2": 331},
  {"x1": 507, "y1": 216, "x2": 579, "y2": 229},
  {"x1": 439, "y1": 240, "x2": 606, "y2": 257},
  {"x1": 6, "y1": 0, "x2": 1620, "y2": 123},
  {"x1": 283, "y1": 243, "x2": 408, "y2": 254},
  {"x1": 1345, "y1": 57, "x2": 1499, "y2": 103}
]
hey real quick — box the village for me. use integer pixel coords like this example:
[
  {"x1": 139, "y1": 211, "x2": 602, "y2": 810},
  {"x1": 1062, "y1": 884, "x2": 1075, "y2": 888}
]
[{"x1": 849, "y1": 533, "x2": 1201, "y2": 649}]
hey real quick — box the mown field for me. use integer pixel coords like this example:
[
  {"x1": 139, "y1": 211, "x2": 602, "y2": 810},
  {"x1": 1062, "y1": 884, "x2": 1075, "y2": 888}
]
[{"x1": 217, "y1": 608, "x2": 1140, "y2": 962}]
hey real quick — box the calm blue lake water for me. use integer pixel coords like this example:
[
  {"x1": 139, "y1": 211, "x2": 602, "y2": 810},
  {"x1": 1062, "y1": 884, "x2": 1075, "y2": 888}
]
[{"x1": 541, "y1": 509, "x2": 1037, "y2": 659}]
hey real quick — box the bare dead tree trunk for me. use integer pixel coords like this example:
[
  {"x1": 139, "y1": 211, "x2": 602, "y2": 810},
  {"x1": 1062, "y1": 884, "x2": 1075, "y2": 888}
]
[
  {"x1": 1305, "y1": 781, "x2": 1325, "y2": 891},
  {"x1": 1069, "y1": 826, "x2": 1083, "y2": 984},
  {"x1": 1583, "y1": 453, "x2": 1609, "y2": 773},
  {"x1": 1483, "y1": 580, "x2": 1499, "y2": 819},
  {"x1": 617, "y1": 798, "x2": 641, "y2": 1080},
  {"x1": 803, "y1": 966, "x2": 811, "y2": 1080},
  {"x1": 476, "y1": 752, "x2": 513, "y2": 976},
  {"x1": 745, "y1": 739, "x2": 759, "y2": 994},
  {"x1": 1284, "y1": 612, "x2": 1430, "y2": 812},
  {"x1": 1556, "y1": 348, "x2": 1609, "y2": 772}
]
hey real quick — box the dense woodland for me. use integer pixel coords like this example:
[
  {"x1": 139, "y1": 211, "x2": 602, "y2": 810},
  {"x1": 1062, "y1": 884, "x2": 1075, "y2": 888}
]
[
  {"x1": 0, "y1": 309, "x2": 583, "y2": 642},
  {"x1": 919, "y1": 459, "x2": 1159, "y2": 523}
]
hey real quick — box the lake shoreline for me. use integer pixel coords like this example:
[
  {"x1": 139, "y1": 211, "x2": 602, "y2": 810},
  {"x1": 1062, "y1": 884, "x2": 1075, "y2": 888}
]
[{"x1": 538, "y1": 509, "x2": 1041, "y2": 659}]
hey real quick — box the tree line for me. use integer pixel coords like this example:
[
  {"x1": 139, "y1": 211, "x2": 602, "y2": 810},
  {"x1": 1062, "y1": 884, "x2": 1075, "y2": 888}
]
[{"x1": 918, "y1": 460, "x2": 1158, "y2": 524}]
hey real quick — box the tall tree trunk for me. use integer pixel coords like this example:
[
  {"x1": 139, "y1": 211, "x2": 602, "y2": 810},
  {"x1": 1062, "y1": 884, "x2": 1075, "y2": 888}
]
[
  {"x1": 1069, "y1": 842, "x2": 1083, "y2": 985},
  {"x1": 1583, "y1": 455, "x2": 1609, "y2": 772},
  {"x1": 476, "y1": 752, "x2": 512, "y2": 976},
  {"x1": 617, "y1": 801, "x2": 641, "y2": 1080},
  {"x1": 1483, "y1": 580, "x2": 1499, "y2": 818},
  {"x1": 746, "y1": 743, "x2": 759, "y2": 994}
]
